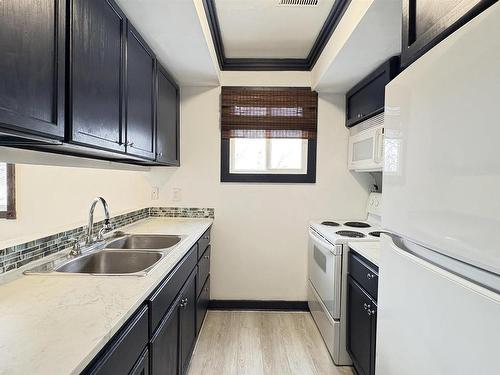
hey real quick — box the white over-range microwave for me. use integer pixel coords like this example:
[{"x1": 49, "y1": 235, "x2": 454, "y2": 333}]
[{"x1": 348, "y1": 113, "x2": 384, "y2": 172}]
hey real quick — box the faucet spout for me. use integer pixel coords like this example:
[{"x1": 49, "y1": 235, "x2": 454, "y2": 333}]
[{"x1": 86, "y1": 197, "x2": 112, "y2": 245}]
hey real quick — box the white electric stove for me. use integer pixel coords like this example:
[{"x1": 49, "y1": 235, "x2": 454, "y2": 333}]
[{"x1": 307, "y1": 192, "x2": 383, "y2": 366}]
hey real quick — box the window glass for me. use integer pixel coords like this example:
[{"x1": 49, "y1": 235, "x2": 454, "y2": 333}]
[
  {"x1": 233, "y1": 138, "x2": 266, "y2": 172},
  {"x1": 230, "y1": 138, "x2": 307, "y2": 174},
  {"x1": 269, "y1": 138, "x2": 304, "y2": 170}
]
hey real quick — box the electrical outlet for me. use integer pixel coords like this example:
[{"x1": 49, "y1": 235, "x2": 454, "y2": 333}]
[
  {"x1": 172, "y1": 188, "x2": 182, "y2": 202},
  {"x1": 151, "y1": 186, "x2": 160, "y2": 200}
]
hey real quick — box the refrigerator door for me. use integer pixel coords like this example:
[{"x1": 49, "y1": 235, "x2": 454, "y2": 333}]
[
  {"x1": 382, "y1": 4, "x2": 500, "y2": 274},
  {"x1": 376, "y1": 235, "x2": 500, "y2": 375}
]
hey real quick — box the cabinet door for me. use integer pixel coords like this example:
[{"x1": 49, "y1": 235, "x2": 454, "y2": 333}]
[
  {"x1": 347, "y1": 276, "x2": 374, "y2": 375},
  {"x1": 70, "y1": 0, "x2": 126, "y2": 152},
  {"x1": 0, "y1": 0, "x2": 65, "y2": 139},
  {"x1": 151, "y1": 300, "x2": 181, "y2": 375},
  {"x1": 370, "y1": 301, "x2": 377, "y2": 375},
  {"x1": 401, "y1": 0, "x2": 496, "y2": 67},
  {"x1": 345, "y1": 57, "x2": 399, "y2": 128},
  {"x1": 126, "y1": 23, "x2": 155, "y2": 160},
  {"x1": 156, "y1": 65, "x2": 180, "y2": 165},
  {"x1": 180, "y1": 270, "x2": 197, "y2": 375},
  {"x1": 130, "y1": 348, "x2": 149, "y2": 375},
  {"x1": 196, "y1": 276, "x2": 210, "y2": 335}
]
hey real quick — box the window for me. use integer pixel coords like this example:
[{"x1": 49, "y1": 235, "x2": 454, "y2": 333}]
[
  {"x1": 230, "y1": 138, "x2": 308, "y2": 174},
  {"x1": 0, "y1": 163, "x2": 16, "y2": 219},
  {"x1": 221, "y1": 87, "x2": 317, "y2": 183}
]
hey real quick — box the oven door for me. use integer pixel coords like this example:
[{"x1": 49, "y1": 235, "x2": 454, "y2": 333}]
[
  {"x1": 308, "y1": 228, "x2": 343, "y2": 320},
  {"x1": 348, "y1": 124, "x2": 384, "y2": 172}
]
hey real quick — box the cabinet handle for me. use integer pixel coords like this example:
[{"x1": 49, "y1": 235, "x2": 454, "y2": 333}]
[
  {"x1": 205, "y1": 287, "x2": 209, "y2": 292},
  {"x1": 157, "y1": 152, "x2": 163, "y2": 157},
  {"x1": 367, "y1": 273, "x2": 375, "y2": 280},
  {"x1": 204, "y1": 255, "x2": 210, "y2": 260},
  {"x1": 368, "y1": 309, "x2": 376, "y2": 316},
  {"x1": 203, "y1": 236, "x2": 209, "y2": 240},
  {"x1": 364, "y1": 303, "x2": 371, "y2": 310}
]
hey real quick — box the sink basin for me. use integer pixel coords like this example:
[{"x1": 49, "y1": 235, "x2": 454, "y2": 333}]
[
  {"x1": 55, "y1": 250, "x2": 163, "y2": 275},
  {"x1": 105, "y1": 234, "x2": 182, "y2": 250}
]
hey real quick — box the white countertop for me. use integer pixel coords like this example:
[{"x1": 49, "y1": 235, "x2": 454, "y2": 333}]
[
  {"x1": 0, "y1": 218, "x2": 212, "y2": 375},
  {"x1": 348, "y1": 241, "x2": 380, "y2": 267}
]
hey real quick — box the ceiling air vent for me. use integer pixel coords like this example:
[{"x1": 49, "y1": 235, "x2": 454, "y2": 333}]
[{"x1": 278, "y1": 0, "x2": 319, "y2": 6}]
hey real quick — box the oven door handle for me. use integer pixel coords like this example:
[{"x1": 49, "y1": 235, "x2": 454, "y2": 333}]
[{"x1": 309, "y1": 229, "x2": 342, "y2": 255}]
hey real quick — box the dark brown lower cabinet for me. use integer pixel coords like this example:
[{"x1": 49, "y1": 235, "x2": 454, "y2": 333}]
[
  {"x1": 196, "y1": 277, "x2": 210, "y2": 334},
  {"x1": 151, "y1": 299, "x2": 180, "y2": 375},
  {"x1": 180, "y1": 271, "x2": 197, "y2": 374},
  {"x1": 150, "y1": 269, "x2": 198, "y2": 375},
  {"x1": 83, "y1": 228, "x2": 211, "y2": 375},
  {"x1": 347, "y1": 276, "x2": 377, "y2": 375}
]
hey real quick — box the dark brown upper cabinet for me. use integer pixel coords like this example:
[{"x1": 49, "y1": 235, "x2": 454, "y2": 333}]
[
  {"x1": 69, "y1": 0, "x2": 126, "y2": 153},
  {"x1": 156, "y1": 65, "x2": 180, "y2": 166},
  {"x1": 401, "y1": 0, "x2": 497, "y2": 68},
  {"x1": 1, "y1": 0, "x2": 180, "y2": 166},
  {"x1": 0, "y1": 0, "x2": 65, "y2": 140},
  {"x1": 345, "y1": 57, "x2": 400, "y2": 128},
  {"x1": 125, "y1": 23, "x2": 156, "y2": 160}
]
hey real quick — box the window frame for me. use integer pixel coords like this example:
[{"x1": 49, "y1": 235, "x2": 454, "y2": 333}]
[
  {"x1": 0, "y1": 164, "x2": 16, "y2": 219},
  {"x1": 221, "y1": 138, "x2": 317, "y2": 183}
]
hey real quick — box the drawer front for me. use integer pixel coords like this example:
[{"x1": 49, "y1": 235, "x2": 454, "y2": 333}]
[
  {"x1": 86, "y1": 305, "x2": 149, "y2": 375},
  {"x1": 149, "y1": 244, "x2": 197, "y2": 335},
  {"x1": 197, "y1": 228, "x2": 211, "y2": 259},
  {"x1": 349, "y1": 252, "x2": 378, "y2": 301},
  {"x1": 196, "y1": 276, "x2": 210, "y2": 334},
  {"x1": 196, "y1": 245, "x2": 211, "y2": 297}
]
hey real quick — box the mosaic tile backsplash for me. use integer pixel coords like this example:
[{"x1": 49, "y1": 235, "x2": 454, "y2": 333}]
[{"x1": 0, "y1": 207, "x2": 214, "y2": 275}]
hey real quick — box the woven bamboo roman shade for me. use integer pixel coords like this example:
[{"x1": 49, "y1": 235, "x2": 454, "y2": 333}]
[{"x1": 221, "y1": 87, "x2": 318, "y2": 139}]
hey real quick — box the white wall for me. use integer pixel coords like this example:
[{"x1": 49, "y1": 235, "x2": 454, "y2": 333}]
[
  {"x1": 150, "y1": 83, "x2": 373, "y2": 301},
  {"x1": 0, "y1": 160, "x2": 153, "y2": 249}
]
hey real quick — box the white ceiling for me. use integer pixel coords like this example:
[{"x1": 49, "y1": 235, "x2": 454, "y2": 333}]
[
  {"x1": 215, "y1": 0, "x2": 336, "y2": 58},
  {"x1": 313, "y1": 0, "x2": 402, "y2": 93},
  {"x1": 116, "y1": 0, "x2": 219, "y2": 86}
]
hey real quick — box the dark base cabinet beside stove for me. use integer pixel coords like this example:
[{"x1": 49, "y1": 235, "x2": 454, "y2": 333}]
[
  {"x1": 82, "y1": 227, "x2": 211, "y2": 375},
  {"x1": 347, "y1": 250, "x2": 379, "y2": 375}
]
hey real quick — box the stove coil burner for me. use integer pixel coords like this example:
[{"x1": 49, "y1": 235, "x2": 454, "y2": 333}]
[
  {"x1": 321, "y1": 221, "x2": 340, "y2": 227},
  {"x1": 369, "y1": 231, "x2": 390, "y2": 238},
  {"x1": 336, "y1": 230, "x2": 365, "y2": 238},
  {"x1": 344, "y1": 221, "x2": 371, "y2": 228}
]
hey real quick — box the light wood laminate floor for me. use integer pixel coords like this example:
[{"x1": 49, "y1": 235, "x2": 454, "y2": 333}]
[{"x1": 188, "y1": 311, "x2": 355, "y2": 375}]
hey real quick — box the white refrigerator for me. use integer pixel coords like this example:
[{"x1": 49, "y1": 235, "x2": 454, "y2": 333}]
[{"x1": 378, "y1": 3, "x2": 500, "y2": 375}]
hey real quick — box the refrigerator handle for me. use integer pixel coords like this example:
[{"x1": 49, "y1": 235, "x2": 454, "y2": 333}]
[{"x1": 374, "y1": 128, "x2": 384, "y2": 164}]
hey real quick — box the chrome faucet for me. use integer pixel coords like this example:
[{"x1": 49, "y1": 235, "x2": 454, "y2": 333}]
[{"x1": 86, "y1": 197, "x2": 113, "y2": 245}]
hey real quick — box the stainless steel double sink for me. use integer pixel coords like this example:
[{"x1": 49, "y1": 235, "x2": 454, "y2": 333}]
[{"x1": 25, "y1": 234, "x2": 183, "y2": 276}]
